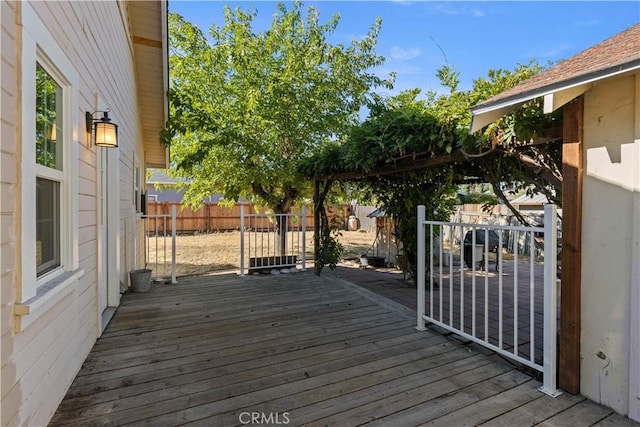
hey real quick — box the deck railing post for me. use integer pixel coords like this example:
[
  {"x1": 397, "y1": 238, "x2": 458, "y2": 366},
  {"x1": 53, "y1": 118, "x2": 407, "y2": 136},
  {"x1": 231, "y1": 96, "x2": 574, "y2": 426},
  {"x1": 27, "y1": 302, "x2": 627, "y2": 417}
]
[
  {"x1": 416, "y1": 205, "x2": 427, "y2": 331},
  {"x1": 301, "y1": 206, "x2": 307, "y2": 271},
  {"x1": 540, "y1": 203, "x2": 560, "y2": 396},
  {"x1": 240, "y1": 204, "x2": 245, "y2": 276},
  {"x1": 171, "y1": 204, "x2": 177, "y2": 284},
  {"x1": 131, "y1": 210, "x2": 137, "y2": 271}
]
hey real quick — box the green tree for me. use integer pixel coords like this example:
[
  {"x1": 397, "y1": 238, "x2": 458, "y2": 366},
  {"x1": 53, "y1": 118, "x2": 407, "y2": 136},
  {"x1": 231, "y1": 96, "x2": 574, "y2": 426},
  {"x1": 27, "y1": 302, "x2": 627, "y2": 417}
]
[
  {"x1": 302, "y1": 62, "x2": 563, "y2": 273},
  {"x1": 164, "y1": 2, "x2": 392, "y2": 252},
  {"x1": 434, "y1": 62, "x2": 563, "y2": 214}
]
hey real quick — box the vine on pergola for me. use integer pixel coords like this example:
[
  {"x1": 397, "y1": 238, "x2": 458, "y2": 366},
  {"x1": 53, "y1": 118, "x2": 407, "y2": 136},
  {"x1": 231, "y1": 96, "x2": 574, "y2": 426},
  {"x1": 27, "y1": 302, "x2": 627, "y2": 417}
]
[{"x1": 301, "y1": 63, "x2": 563, "y2": 276}]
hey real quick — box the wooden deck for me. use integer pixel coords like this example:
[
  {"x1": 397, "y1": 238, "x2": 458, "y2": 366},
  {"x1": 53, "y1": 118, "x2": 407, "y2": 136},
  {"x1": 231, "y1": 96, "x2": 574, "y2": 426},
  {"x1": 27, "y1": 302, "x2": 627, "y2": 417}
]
[
  {"x1": 335, "y1": 260, "x2": 550, "y2": 365},
  {"x1": 50, "y1": 271, "x2": 638, "y2": 426}
]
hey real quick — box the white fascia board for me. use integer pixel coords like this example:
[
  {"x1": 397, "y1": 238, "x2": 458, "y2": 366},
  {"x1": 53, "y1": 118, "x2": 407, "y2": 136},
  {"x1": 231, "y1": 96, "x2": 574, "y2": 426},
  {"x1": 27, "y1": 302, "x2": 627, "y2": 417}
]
[
  {"x1": 470, "y1": 63, "x2": 640, "y2": 134},
  {"x1": 470, "y1": 104, "x2": 522, "y2": 133},
  {"x1": 543, "y1": 83, "x2": 594, "y2": 114}
]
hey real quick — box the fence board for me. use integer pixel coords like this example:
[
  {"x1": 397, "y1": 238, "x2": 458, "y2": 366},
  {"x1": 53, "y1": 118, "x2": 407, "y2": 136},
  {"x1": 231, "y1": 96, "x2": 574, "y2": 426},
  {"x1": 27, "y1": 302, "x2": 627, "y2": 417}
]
[{"x1": 146, "y1": 202, "x2": 319, "y2": 234}]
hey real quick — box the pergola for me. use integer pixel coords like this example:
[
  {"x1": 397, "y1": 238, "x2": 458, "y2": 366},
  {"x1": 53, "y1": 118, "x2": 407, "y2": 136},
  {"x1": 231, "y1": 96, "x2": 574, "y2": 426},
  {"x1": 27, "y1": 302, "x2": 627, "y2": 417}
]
[{"x1": 309, "y1": 131, "x2": 562, "y2": 274}]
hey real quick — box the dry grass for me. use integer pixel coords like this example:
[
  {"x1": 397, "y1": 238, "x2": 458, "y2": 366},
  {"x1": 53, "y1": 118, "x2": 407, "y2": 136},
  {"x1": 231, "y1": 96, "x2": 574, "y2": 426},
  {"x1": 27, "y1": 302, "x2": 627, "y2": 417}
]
[
  {"x1": 147, "y1": 230, "x2": 377, "y2": 278},
  {"x1": 336, "y1": 229, "x2": 379, "y2": 259},
  {"x1": 146, "y1": 229, "x2": 534, "y2": 279}
]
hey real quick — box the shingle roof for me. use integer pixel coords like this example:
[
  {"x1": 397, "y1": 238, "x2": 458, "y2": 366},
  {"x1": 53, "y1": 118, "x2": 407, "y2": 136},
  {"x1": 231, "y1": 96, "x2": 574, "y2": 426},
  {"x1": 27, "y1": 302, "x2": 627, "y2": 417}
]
[
  {"x1": 147, "y1": 169, "x2": 186, "y2": 185},
  {"x1": 473, "y1": 23, "x2": 640, "y2": 111},
  {"x1": 510, "y1": 192, "x2": 549, "y2": 205}
]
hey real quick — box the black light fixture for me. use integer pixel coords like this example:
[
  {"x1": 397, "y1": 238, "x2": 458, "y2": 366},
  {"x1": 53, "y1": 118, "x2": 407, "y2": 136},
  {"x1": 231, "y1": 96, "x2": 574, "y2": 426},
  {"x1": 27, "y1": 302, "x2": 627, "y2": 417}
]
[{"x1": 86, "y1": 110, "x2": 118, "y2": 148}]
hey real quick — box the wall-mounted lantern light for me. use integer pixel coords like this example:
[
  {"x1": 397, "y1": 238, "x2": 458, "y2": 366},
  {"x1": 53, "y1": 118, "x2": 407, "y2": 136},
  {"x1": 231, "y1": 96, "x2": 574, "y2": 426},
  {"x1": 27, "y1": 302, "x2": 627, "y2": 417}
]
[{"x1": 86, "y1": 111, "x2": 118, "y2": 148}]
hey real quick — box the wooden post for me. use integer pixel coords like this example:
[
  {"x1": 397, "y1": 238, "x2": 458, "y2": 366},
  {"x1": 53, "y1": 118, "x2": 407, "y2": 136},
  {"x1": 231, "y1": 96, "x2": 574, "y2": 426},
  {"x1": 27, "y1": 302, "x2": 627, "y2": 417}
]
[{"x1": 560, "y1": 96, "x2": 583, "y2": 394}]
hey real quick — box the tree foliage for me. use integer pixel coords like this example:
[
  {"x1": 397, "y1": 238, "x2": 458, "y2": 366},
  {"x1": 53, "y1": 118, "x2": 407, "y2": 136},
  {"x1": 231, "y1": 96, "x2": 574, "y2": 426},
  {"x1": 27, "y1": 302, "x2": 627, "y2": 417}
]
[
  {"x1": 164, "y1": 2, "x2": 392, "y2": 214},
  {"x1": 448, "y1": 62, "x2": 563, "y2": 206},
  {"x1": 303, "y1": 91, "x2": 462, "y2": 276},
  {"x1": 303, "y1": 61, "x2": 564, "y2": 275}
]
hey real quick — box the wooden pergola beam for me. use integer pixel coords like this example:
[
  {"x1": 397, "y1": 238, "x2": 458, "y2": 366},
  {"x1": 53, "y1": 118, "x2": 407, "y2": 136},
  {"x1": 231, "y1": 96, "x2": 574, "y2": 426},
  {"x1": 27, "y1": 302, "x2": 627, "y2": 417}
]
[
  {"x1": 317, "y1": 151, "x2": 467, "y2": 182},
  {"x1": 314, "y1": 132, "x2": 563, "y2": 183}
]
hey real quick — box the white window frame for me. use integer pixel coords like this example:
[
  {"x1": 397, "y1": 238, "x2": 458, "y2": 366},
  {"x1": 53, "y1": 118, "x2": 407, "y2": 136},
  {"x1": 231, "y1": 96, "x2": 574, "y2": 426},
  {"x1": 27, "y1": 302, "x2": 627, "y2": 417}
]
[
  {"x1": 134, "y1": 163, "x2": 142, "y2": 212},
  {"x1": 18, "y1": 4, "x2": 81, "y2": 328}
]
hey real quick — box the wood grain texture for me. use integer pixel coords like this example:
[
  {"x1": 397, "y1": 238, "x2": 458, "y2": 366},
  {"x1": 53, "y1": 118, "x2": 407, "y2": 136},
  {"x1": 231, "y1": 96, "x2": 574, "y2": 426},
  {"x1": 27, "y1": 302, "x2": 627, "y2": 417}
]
[
  {"x1": 50, "y1": 270, "x2": 636, "y2": 426},
  {"x1": 560, "y1": 96, "x2": 584, "y2": 394}
]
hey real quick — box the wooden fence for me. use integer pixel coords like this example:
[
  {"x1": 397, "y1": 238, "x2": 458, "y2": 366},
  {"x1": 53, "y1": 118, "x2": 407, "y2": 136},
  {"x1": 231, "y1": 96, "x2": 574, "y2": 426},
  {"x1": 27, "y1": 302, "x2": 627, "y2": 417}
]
[{"x1": 146, "y1": 202, "x2": 351, "y2": 234}]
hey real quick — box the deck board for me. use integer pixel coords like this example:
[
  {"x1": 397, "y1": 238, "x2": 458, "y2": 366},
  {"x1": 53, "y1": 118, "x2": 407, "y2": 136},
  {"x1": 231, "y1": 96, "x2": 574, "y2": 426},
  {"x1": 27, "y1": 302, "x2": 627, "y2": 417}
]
[
  {"x1": 208, "y1": 352, "x2": 492, "y2": 427},
  {"x1": 306, "y1": 359, "x2": 518, "y2": 427},
  {"x1": 50, "y1": 271, "x2": 639, "y2": 426},
  {"x1": 478, "y1": 391, "x2": 585, "y2": 426},
  {"x1": 536, "y1": 399, "x2": 614, "y2": 426},
  {"x1": 422, "y1": 381, "x2": 551, "y2": 426}
]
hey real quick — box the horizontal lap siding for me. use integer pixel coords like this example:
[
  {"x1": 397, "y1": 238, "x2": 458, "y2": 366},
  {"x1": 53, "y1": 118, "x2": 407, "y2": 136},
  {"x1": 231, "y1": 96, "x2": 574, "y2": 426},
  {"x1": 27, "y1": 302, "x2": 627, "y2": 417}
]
[
  {"x1": 0, "y1": 2, "x2": 20, "y2": 427},
  {"x1": 1, "y1": 1, "x2": 146, "y2": 425}
]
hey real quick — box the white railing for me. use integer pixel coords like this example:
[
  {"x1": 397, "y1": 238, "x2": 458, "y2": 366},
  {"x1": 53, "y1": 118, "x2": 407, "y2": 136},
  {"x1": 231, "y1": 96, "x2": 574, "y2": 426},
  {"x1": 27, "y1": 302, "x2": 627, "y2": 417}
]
[
  {"x1": 139, "y1": 204, "x2": 177, "y2": 284},
  {"x1": 416, "y1": 204, "x2": 559, "y2": 396},
  {"x1": 240, "y1": 206, "x2": 307, "y2": 276},
  {"x1": 450, "y1": 210, "x2": 551, "y2": 257}
]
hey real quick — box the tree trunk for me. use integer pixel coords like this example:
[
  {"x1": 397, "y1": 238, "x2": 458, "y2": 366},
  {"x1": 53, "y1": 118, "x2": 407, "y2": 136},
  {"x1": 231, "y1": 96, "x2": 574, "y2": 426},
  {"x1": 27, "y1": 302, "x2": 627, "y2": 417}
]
[
  {"x1": 313, "y1": 179, "x2": 334, "y2": 275},
  {"x1": 274, "y1": 213, "x2": 288, "y2": 257},
  {"x1": 251, "y1": 182, "x2": 298, "y2": 258}
]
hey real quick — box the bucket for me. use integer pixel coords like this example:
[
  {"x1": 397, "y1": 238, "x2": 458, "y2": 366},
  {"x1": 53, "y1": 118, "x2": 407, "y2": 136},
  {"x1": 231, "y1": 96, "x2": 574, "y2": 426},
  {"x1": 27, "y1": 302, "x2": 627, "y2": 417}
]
[
  {"x1": 129, "y1": 269, "x2": 152, "y2": 292},
  {"x1": 347, "y1": 215, "x2": 360, "y2": 231}
]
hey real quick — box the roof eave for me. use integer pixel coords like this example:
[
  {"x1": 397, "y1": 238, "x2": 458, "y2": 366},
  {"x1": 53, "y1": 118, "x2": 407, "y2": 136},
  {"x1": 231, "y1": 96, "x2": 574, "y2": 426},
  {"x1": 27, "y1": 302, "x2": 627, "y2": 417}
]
[
  {"x1": 469, "y1": 59, "x2": 640, "y2": 134},
  {"x1": 130, "y1": 0, "x2": 169, "y2": 169}
]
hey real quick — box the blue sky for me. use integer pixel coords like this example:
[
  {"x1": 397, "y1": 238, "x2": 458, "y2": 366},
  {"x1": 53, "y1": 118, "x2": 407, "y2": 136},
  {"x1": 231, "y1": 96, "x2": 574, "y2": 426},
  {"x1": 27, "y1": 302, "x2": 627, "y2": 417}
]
[{"x1": 169, "y1": 1, "x2": 639, "y2": 96}]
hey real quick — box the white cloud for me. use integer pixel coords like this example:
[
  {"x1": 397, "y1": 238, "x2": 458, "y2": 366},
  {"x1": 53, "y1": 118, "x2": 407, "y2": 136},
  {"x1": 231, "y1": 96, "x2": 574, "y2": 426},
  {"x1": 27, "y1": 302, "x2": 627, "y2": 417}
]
[
  {"x1": 573, "y1": 19, "x2": 599, "y2": 28},
  {"x1": 470, "y1": 8, "x2": 486, "y2": 18},
  {"x1": 431, "y1": 3, "x2": 487, "y2": 17},
  {"x1": 390, "y1": 0, "x2": 413, "y2": 6},
  {"x1": 523, "y1": 43, "x2": 571, "y2": 60},
  {"x1": 389, "y1": 46, "x2": 421, "y2": 61},
  {"x1": 432, "y1": 3, "x2": 459, "y2": 15}
]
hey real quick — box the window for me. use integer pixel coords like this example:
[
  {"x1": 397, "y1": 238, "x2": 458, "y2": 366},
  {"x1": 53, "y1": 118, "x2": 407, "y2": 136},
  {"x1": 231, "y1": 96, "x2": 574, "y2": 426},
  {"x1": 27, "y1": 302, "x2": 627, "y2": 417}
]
[
  {"x1": 18, "y1": 3, "x2": 80, "y2": 313},
  {"x1": 134, "y1": 165, "x2": 142, "y2": 212},
  {"x1": 36, "y1": 177, "x2": 60, "y2": 275},
  {"x1": 35, "y1": 64, "x2": 63, "y2": 276}
]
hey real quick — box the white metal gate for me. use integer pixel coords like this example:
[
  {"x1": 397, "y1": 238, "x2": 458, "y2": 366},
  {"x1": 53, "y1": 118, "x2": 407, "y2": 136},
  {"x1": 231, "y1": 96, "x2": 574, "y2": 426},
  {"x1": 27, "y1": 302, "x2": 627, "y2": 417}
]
[
  {"x1": 416, "y1": 204, "x2": 560, "y2": 396},
  {"x1": 240, "y1": 206, "x2": 308, "y2": 276},
  {"x1": 138, "y1": 204, "x2": 177, "y2": 283}
]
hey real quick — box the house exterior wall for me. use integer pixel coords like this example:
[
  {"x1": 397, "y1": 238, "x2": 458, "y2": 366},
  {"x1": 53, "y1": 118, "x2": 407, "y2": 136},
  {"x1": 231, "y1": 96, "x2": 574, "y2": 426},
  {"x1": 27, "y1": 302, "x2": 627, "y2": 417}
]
[
  {"x1": 631, "y1": 72, "x2": 640, "y2": 424},
  {"x1": 0, "y1": 1, "x2": 150, "y2": 425},
  {"x1": 581, "y1": 72, "x2": 640, "y2": 419},
  {"x1": 146, "y1": 184, "x2": 185, "y2": 202},
  {"x1": 145, "y1": 183, "x2": 224, "y2": 203}
]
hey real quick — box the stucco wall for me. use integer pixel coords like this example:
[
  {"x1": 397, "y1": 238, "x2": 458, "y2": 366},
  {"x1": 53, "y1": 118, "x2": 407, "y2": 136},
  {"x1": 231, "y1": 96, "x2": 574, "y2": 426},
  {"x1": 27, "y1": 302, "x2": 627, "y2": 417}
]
[
  {"x1": 0, "y1": 1, "x2": 146, "y2": 425},
  {"x1": 581, "y1": 72, "x2": 640, "y2": 418}
]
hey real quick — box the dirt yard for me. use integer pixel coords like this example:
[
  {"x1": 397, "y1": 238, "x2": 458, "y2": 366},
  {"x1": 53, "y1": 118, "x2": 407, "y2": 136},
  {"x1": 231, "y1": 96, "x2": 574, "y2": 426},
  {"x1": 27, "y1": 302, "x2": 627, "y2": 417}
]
[{"x1": 147, "y1": 230, "x2": 379, "y2": 277}]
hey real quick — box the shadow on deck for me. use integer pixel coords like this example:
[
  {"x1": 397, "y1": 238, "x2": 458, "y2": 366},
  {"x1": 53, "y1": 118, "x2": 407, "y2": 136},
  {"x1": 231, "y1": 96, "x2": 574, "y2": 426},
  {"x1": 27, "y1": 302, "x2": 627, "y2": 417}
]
[
  {"x1": 50, "y1": 269, "x2": 637, "y2": 426},
  {"x1": 333, "y1": 260, "x2": 552, "y2": 366}
]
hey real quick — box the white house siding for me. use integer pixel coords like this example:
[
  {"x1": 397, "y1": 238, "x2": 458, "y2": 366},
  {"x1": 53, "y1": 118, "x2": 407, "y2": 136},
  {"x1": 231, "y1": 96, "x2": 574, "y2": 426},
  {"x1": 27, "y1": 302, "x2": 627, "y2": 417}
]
[
  {"x1": 1, "y1": 1, "x2": 22, "y2": 424},
  {"x1": 1, "y1": 1, "x2": 150, "y2": 425},
  {"x1": 581, "y1": 72, "x2": 640, "y2": 418}
]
